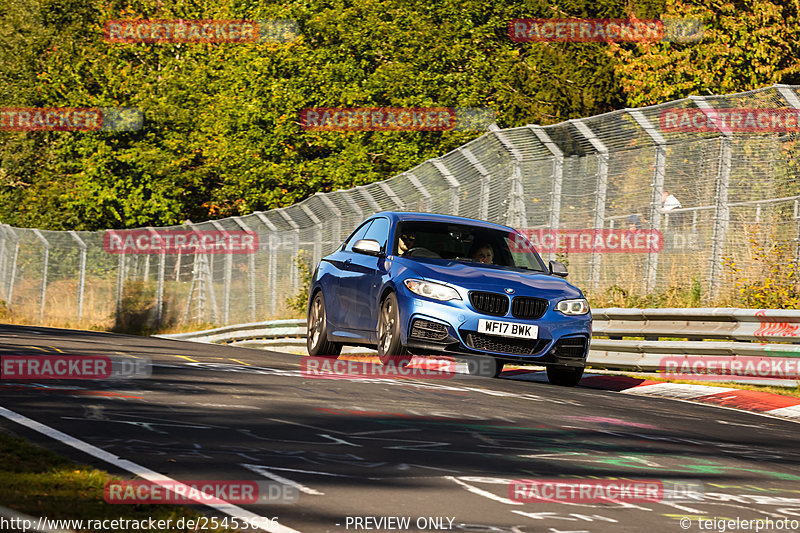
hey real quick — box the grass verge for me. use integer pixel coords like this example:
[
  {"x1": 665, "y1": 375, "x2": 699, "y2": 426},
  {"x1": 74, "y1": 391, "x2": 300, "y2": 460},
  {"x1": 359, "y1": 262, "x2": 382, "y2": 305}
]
[{"x1": 0, "y1": 431, "x2": 240, "y2": 533}]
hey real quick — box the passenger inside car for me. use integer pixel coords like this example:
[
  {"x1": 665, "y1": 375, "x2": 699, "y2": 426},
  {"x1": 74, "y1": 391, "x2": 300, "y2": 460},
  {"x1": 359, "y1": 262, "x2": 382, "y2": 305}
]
[{"x1": 469, "y1": 243, "x2": 494, "y2": 264}]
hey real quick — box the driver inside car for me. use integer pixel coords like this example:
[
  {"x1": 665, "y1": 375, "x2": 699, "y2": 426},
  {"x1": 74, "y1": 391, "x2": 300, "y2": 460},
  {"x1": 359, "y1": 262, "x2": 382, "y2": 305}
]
[{"x1": 398, "y1": 233, "x2": 416, "y2": 255}]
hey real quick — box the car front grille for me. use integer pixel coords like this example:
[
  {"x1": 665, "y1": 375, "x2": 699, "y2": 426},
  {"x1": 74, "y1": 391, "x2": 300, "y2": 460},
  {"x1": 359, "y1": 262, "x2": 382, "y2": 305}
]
[
  {"x1": 551, "y1": 336, "x2": 588, "y2": 358},
  {"x1": 409, "y1": 318, "x2": 448, "y2": 341},
  {"x1": 469, "y1": 291, "x2": 509, "y2": 316},
  {"x1": 511, "y1": 296, "x2": 548, "y2": 319},
  {"x1": 463, "y1": 332, "x2": 548, "y2": 356}
]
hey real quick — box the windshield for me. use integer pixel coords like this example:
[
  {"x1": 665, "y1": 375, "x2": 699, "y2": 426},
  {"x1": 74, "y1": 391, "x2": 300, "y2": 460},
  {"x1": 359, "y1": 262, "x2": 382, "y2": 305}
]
[{"x1": 394, "y1": 221, "x2": 547, "y2": 273}]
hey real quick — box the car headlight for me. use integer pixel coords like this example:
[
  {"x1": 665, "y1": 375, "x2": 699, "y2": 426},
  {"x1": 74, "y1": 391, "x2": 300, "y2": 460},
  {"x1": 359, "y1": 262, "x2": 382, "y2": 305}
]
[
  {"x1": 404, "y1": 279, "x2": 461, "y2": 301},
  {"x1": 556, "y1": 298, "x2": 590, "y2": 315}
]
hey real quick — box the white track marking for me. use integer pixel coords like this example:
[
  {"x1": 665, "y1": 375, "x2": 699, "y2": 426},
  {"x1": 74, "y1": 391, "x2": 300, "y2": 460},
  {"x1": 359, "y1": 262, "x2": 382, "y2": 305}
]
[
  {"x1": 242, "y1": 464, "x2": 325, "y2": 494},
  {"x1": 0, "y1": 406, "x2": 301, "y2": 533},
  {"x1": 446, "y1": 476, "x2": 523, "y2": 505}
]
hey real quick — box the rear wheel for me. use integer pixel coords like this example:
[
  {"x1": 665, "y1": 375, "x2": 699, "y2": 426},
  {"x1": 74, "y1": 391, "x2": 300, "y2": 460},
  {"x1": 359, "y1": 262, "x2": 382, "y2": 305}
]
[
  {"x1": 307, "y1": 291, "x2": 342, "y2": 358},
  {"x1": 466, "y1": 356, "x2": 505, "y2": 378},
  {"x1": 546, "y1": 365, "x2": 584, "y2": 387},
  {"x1": 377, "y1": 293, "x2": 412, "y2": 366}
]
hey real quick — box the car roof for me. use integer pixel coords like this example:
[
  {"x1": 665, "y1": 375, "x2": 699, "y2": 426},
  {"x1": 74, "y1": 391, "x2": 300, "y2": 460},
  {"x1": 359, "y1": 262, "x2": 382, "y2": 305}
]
[{"x1": 370, "y1": 211, "x2": 517, "y2": 232}]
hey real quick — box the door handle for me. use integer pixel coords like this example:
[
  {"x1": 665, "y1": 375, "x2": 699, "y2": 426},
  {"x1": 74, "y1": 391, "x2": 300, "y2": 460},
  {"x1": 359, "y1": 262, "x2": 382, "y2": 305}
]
[{"x1": 343, "y1": 259, "x2": 352, "y2": 268}]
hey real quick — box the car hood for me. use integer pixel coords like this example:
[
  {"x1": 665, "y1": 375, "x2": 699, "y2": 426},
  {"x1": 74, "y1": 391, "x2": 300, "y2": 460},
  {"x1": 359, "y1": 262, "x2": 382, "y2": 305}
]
[{"x1": 395, "y1": 257, "x2": 584, "y2": 300}]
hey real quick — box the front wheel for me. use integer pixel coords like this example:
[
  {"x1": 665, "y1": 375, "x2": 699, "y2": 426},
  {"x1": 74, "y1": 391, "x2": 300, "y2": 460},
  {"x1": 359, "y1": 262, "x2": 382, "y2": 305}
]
[
  {"x1": 307, "y1": 291, "x2": 342, "y2": 357},
  {"x1": 546, "y1": 365, "x2": 584, "y2": 387},
  {"x1": 377, "y1": 293, "x2": 412, "y2": 366}
]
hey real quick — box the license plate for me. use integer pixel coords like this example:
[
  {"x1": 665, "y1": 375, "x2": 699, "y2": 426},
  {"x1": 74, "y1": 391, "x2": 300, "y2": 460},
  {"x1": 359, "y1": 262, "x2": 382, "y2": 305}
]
[{"x1": 478, "y1": 319, "x2": 538, "y2": 339}]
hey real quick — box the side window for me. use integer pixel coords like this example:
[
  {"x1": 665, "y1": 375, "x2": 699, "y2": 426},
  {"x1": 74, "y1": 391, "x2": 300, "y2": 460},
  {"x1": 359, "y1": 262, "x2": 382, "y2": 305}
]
[
  {"x1": 362, "y1": 217, "x2": 390, "y2": 251},
  {"x1": 343, "y1": 220, "x2": 373, "y2": 252}
]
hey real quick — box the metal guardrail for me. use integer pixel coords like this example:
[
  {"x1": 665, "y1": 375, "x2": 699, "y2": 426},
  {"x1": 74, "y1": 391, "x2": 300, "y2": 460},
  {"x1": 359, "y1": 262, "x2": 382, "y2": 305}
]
[
  {"x1": 589, "y1": 308, "x2": 800, "y2": 371},
  {"x1": 157, "y1": 308, "x2": 800, "y2": 372}
]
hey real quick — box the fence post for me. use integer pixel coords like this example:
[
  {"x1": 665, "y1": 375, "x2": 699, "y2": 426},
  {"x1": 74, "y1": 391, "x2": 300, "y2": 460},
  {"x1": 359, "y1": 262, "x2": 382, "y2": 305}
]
[
  {"x1": 379, "y1": 181, "x2": 405, "y2": 211},
  {"x1": 210, "y1": 221, "x2": 232, "y2": 324},
  {"x1": 693, "y1": 97, "x2": 732, "y2": 301},
  {"x1": 68, "y1": 231, "x2": 87, "y2": 322},
  {"x1": 0, "y1": 227, "x2": 7, "y2": 298},
  {"x1": 255, "y1": 212, "x2": 278, "y2": 315},
  {"x1": 404, "y1": 171, "x2": 432, "y2": 213},
  {"x1": 0, "y1": 225, "x2": 11, "y2": 301},
  {"x1": 232, "y1": 216, "x2": 257, "y2": 323},
  {"x1": 491, "y1": 129, "x2": 527, "y2": 227},
  {"x1": 181, "y1": 222, "x2": 219, "y2": 324},
  {"x1": 432, "y1": 160, "x2": 461, "y2": 216},
  {"x1": 145, "y1": 228, "x2": 165, "y2": 327},
  {"x1": 32, "y1": 229, "x2": 50, "y2": 320},
  {"x1": 458, "y1": 147, "x2": 490, "y2": 220},
  {"x1": 777, "y1": 86, "x2": 800, "y2": 267},
  {"x1": 278, "y1": 209, "x2": 301, "y2": 298},
  {"x1": 529, "y1": 126, "x2": 564, "y2": 262},
  {"x1": 629, "y1": 110, "x2": 667, "y2": 293},
  {"x1": 338, "y1": 189, "x2": 364, "y2": 238},
  {"x1": 5, "y1": 227, "x2": 19, "y2": 305},
  {"x1": 356, "y1": 185, "x2": 382, "y2": 214},
  {"x1": 301, "y1": 205, "x2": 323, "y2": 268},
  {"x1": 116, "y1": 252, "x2": 126, "y2": 316},
  {"x1": 572, "y1": 119, "x2": 609, "y2": 288},
  {"x1": 316, "y1": 192, "x2": 343, "y2": 250}
]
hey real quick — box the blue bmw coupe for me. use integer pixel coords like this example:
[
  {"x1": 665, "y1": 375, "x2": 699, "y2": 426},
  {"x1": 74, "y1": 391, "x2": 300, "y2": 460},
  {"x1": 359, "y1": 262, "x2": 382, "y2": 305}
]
[{"x1": 306, "y1": 212, "x2": 592, "y2": 386}]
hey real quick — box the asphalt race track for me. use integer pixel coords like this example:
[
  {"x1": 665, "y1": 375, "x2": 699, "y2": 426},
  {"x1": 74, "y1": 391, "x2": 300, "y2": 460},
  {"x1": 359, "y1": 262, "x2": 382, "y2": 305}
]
[{"x1": 1, "y1": 323, "x2": 800, "y2": 533}]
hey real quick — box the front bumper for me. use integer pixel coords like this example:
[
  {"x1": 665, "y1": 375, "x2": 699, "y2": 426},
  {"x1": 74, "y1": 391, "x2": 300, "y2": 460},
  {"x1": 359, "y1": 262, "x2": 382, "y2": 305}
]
[{"x1": 402, "y1": 302, "x2": 591, "y2": 367}]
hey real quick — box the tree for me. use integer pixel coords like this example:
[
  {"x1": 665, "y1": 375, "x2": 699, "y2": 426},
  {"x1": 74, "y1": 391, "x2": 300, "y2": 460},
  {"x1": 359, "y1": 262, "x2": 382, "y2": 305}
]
[{"x1": 610, "y1": 0, "x2": 800, "y2": 107}]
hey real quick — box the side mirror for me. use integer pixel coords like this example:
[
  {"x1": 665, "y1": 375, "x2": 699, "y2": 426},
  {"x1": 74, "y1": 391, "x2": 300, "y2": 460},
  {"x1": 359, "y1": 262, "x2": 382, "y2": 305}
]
[
  {"x1": 353, "y1": 239, "x2": 383, "y2": 256},
  {"x1": 549, "y1": 260, "x2": 568, "y2": 278}
]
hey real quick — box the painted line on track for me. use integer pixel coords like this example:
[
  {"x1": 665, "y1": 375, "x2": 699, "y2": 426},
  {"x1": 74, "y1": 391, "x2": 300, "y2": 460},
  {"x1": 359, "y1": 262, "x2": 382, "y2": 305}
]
[
  {"x1": 0, "y1": 406, "x2": 302, "y2": 533},
  {"x1": 172, "y1": 354, "x2": 199, "y2": 363}
]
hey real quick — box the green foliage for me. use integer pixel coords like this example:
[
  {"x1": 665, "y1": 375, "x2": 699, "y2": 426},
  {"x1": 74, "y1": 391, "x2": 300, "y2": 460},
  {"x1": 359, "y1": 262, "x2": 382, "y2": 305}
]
[
  {"x1": 1, "y1": 0, "x2": 668, "y2": 230},
  {"x1": 724, "y1": 233, "x2": 800, "y2": 309},
  {"x1": 2, "y1": 0, "x2": 798, "y2": 232},
  {"x1": 286, "y1": 251, "x2": 314, "y2": 313},
  {"x1": 591, "y1": 278, "x2": 702, "y2": 308},
  {"x1": 611, "y1": 0, "x2": 800, "y2": 107}
]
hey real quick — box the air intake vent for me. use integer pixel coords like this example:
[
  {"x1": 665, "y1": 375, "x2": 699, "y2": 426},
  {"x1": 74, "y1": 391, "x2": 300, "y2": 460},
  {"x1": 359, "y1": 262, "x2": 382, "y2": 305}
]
[
  {"x1": 469, "y1": 291, "x2": 509, "y2": 316},
  {"x1": 552, "y1": 336, "x2": 589, "y2": 358},
  {"x1": 410, "y1": 319, "x2": 448, "y2": 341},
  {"x1": 464, "y1": 332, "x2": 548, "y2": 355}
]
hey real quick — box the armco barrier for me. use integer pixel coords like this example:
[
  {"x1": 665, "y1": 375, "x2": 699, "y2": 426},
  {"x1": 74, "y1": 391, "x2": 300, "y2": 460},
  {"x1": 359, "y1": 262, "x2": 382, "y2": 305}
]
[{"x1": 156, "y1": 308, "x2": 800, "y2": 372}]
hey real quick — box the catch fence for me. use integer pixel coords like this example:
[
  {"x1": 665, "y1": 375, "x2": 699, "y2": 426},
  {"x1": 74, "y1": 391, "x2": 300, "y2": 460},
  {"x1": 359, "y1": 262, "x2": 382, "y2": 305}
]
[{"x1": 2, "y1": 85, "x2": 800, "y2": 328}]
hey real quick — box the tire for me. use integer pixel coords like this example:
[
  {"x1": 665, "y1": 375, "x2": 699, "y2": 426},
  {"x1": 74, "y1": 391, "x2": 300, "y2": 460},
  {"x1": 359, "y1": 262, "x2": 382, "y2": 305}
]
[
  {"x1": 546, "y1": 365, "x2": 584, "y2": 387},
  {"x1": 466, "y1": 356, "x2": 504, "y2": 378},
  {"x1": 307, "y1": 291, "x2": 342, "y2": 358},
  {"x1": 377, "y1": 293, "x2": 412, "y2": 366}
]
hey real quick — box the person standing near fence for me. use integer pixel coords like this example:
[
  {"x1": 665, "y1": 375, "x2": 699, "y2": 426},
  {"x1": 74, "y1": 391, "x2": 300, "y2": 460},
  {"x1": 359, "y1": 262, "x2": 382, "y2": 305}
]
[{"x1": 661, "y1": 189, "x2": 683, "y2": 230}]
